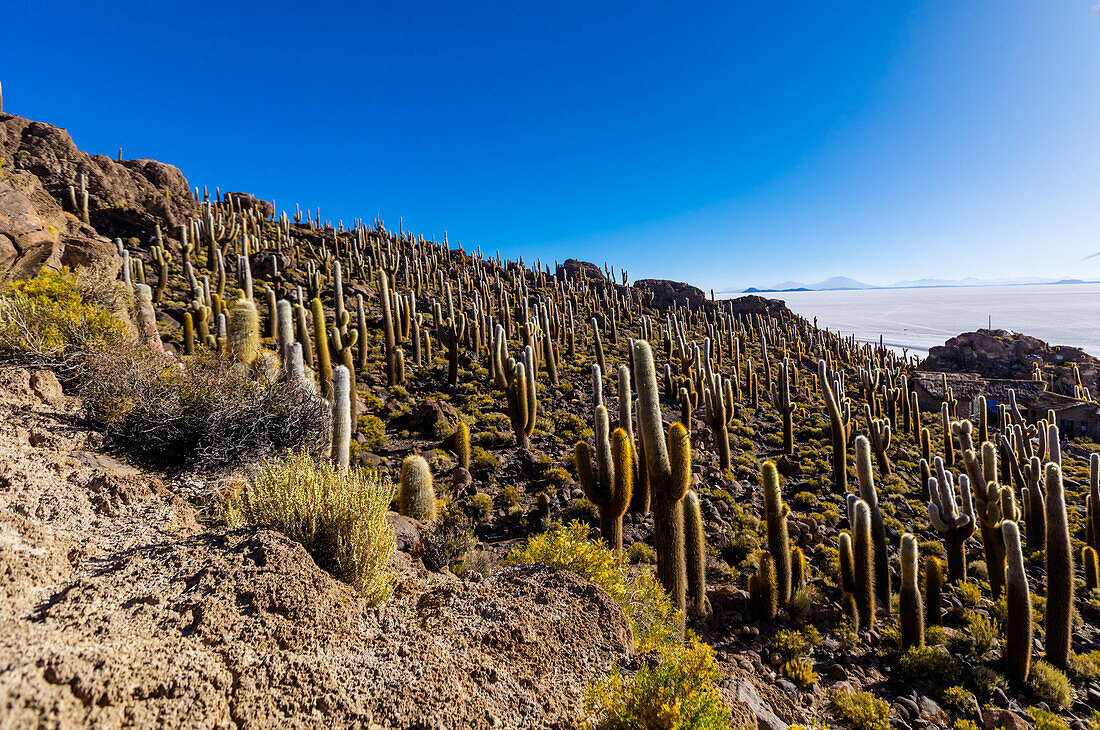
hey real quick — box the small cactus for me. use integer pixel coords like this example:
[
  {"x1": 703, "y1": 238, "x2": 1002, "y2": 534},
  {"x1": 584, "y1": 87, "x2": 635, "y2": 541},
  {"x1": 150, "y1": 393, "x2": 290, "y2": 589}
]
[
  {"x1": 399, "y1": 454, "x2": 438, "y2": 522},
  {"x1": 924, "y1": 555, "x2": 943, "y2": 627},
  {"x1": 852, "y1": 499, "x2": 876, "y2": 630},
  {"x1": 683, "y1": 490, "x2": 710, "y2": 618}
]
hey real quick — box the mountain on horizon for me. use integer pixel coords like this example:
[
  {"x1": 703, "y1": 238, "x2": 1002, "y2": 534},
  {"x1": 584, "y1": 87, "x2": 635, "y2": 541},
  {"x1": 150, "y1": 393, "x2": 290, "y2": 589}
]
[{"x1": 737, "y1": 274, "x2": 1097, "y2": 294}]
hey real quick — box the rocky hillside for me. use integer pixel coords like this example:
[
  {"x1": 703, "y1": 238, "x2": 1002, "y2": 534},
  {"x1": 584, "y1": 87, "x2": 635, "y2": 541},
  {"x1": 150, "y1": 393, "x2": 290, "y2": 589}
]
[{"x1": 1, "y1": 110, "x2": 1099, "y2": 730}]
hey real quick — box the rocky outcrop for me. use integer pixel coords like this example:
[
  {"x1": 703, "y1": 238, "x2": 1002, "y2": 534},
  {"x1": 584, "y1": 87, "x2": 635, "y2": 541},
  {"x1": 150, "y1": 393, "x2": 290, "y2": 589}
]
[
  {"x1": 0, "y1": 365, "x2": 632, "y2": 729},
  {"x1": 725, "y1": 294, "x2": 791, "y2": 319},
  {"x1": 634, "y1": 278, "x2": 710, "y2": 310},
  {"x1": 0, "y1": 114, "x2": 194, "y2": 245},
  {"x1": 921, "y1": 329, "x2": 1099, "y2": 397},
  {"x1": 556, "y1": 258, "x2": 605, "y2": 282}
]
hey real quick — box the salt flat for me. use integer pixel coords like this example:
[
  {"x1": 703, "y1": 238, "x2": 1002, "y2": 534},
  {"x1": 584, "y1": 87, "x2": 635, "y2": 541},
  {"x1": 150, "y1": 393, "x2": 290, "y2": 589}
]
[{"x1": 732, "y1": 283, "x2": 1100, "y2": 357}]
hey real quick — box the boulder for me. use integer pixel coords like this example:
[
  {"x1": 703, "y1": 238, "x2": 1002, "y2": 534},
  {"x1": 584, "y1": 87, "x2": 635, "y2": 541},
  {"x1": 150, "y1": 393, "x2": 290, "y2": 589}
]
[
  {"x1": 0, "y1": 179, "x2": 62, "y2": 282},
  {"x1": 556, "y1": 258, "x2": 605, "y2": 282},
  {"x1": 634, "y1": 278, "x2": 710, "y2": 310},
  {"x1": 225, "y1": 192, "x2": 274, "y2": 218}
]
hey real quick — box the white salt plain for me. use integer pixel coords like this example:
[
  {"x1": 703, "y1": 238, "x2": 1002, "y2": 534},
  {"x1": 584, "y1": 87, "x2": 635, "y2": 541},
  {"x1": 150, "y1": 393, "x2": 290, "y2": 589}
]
[{"x1": 730, "y1": 283, "x2": 1100, "y2": 358}]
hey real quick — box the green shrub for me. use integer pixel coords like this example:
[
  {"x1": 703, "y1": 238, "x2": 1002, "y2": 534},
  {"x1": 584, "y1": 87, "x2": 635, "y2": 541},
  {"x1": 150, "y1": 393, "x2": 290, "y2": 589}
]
[
  {"x1": 1027, "y1": 707, "x2": 1070, "y2": 730},
  {"x1": 897, "y1": 646, "x2": 961, "y2": 684},
  {"x1": 358, "y1": 414, "x2": 387, "y2": 451},
  {"x1": 550, "y1": 409, "x2": 592, "y2": 444},
  {"x1": 221, "y1": 451, "x2": 396, "y2": 602},
  {"x1": 580, "y1": 636, "x2": 731, "y2": 730},
  {"x1": 1029, "y1": 660, "x2": 1071, "y2": 710},
  {"x1": 505, "y1": 521, "x2": 680, "y2": 653},
  {"x1": 965, "y1": 611, "x2": 1001, "y2": 656},
  {"x1": 468, "y1": 492, "x2": 493, "y2": 522},
  {"x1": 784, "y1": 658, "x2": 818, "y2": 689},
  {"x1": 834, "y1": 689, "x2": 891, "y2": 730},
  {"x1": 627, "y1": 542, "x2": 657, "y2": 565},
  {"x1": 767, "y1": 627, "x2": 822, "y2": 660},
  {"x1": 472, "y1": 446, "x2": 501, "y2": 471},
  {"x1": 1070, "y1": 650, "x2": 1100, "y2": 681},
  {"x1": 0, "y1": 268, "x2": 127, "y2": 370}
]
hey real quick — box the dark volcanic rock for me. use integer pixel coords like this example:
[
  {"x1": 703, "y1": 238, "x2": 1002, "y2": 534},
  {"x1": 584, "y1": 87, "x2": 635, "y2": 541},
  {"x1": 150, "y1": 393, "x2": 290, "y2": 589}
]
[
  {"x1": 225, "y1": 192, "x2": 274, "y2": 218},
  {"x1": 557, "y1": 258, "x2": 605, "y2": 282},
  {"x1": 634, "y1": 278, "x2": 709, "y2": 310}
]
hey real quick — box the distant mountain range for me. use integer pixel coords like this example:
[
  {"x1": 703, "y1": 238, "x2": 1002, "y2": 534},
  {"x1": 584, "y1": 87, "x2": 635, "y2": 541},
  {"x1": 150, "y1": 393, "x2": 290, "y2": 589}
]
[{"x1": 738, "y1": 276, "x2": 1092, "y2": 293}]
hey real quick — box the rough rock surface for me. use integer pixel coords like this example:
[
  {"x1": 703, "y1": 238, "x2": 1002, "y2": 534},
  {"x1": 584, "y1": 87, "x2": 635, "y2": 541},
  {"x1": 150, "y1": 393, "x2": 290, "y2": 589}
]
[
  {"x1": 0, "y1": 366, "x2": 633, "y2": 729},
  {"x1": 634, "y1": 278, "x2": 710, "y2": 310},
  {"x1": 0, "y1": 114, "x2": 195, "y2": 244},
  {"x1": 556, "y1": 258, "x2": 606, "y2": 282},
  {"x1": 920, "y1": 328, "x2": 1099, "y2": 396}
]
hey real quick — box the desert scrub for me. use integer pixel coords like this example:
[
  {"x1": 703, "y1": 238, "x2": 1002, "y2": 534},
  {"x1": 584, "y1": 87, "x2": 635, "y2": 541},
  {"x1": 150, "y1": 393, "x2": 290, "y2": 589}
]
[
  {"x1": 357, "y1": 414, "x2": 387, "y2": 451},
  {"x1": 1029, "y1": 660, "x2": 1072, "y2": 710},
  {"x1": 505, "y1": 521, "x2": 680, "y2": 653},
  {"x1": 467, "y1": 492, "x2": 493, "y2": 522},
  {"x1": 1070, "y1": 650, "x2": 1100, "y2": 680},
  {"x1": 833, "y1": 689, "x2": 892, "y2": 730},
  {"x1": 767, "y1": 626, "x2": 822, "y2": 660},
  {"x1": 221, "y1": 451, "x2": 396, "y2": 602},
  {"x1": 0, "y1": 267, "x2": 127, "y2": 371},
  {"x1": 80, "y1": 347, "x2": 329, "y2": 470},
  {"x1": 897, "y1": 646, "x2": 961, "y2": 683},
  {"x1": 1027, "y1": 707, "x2": 1070, "y2": 730},
  {"x1": 784, "y1": 658, "x2": 819, "y2": 689},
  {"x1": 580, "y1": 635, "x2": 731, "y2": 730},
  {"x1": 628, "y1": 542, "x2": 657, "y2": 565}
]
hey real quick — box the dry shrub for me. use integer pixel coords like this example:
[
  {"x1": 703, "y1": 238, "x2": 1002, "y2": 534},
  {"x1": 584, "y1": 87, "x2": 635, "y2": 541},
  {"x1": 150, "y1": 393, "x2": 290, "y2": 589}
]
[
  {"x1": 0, "y1": 267, "x2": 127, "y2": 375},
  {"x1": 222, "y1": 451, "x2": 396, "y2": 602},
  {"x1": 79, "y1": 347, "x2": 328, "y2": 471}
]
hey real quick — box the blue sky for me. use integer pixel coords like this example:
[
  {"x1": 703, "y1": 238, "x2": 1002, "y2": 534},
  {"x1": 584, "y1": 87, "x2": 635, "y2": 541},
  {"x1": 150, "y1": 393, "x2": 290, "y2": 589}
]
[{"x1": 5, "y1": 1, "x2": 1100, "y2": 291}]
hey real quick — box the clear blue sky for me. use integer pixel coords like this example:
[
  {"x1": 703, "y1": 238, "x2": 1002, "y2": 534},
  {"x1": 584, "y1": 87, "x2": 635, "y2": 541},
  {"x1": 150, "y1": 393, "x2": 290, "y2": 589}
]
[{"x1": 5, "y1": 1, "x2": 1100, "y2": 291}]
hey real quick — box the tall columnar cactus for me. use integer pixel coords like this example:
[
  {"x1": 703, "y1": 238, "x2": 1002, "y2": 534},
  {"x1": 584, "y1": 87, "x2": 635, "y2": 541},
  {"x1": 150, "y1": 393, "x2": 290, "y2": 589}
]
[
  {"x1": 1002, "y1": 520, "x2": 1032, "y2": 685},
  {"x1": 704, "y1": 373, "x2": 733, "y2": 471},
  {"x1": 683, "y1": 490, "x2": 710, "y2": 618},
  {"x1": 633, "y1": 339, "x2": 691, "y2": 621},
  {"x1": 311, "y1": 297, "x2": 334, "y2": 399},
  {"x1": 575, "y1": 411, "x2": 634, "y2": 551},
  {"x1": 852, "y1": 499, "x2": 876, "y2": 631},
  {"x1": 330, "y1": 365, "x2": 351, "y2": 468},
  {"x1": 751, "y1": 553, "x2": 779, "y2": 623},
  {"x1": 818, "y1": 359, "x2": 849, "y2": 493},
  {"x1": 864, "y1": 404, "x2": 892, "y2": 475},
  {"x1": 1044, "y1": 463, "x2": 1074, "y2": 668},
  {"x1": 455, "y1": 420, "x2": 471, "y2": 471},
  {"x1": 379, "y1": 269, "x2": 398, "y2": 386},
  {"x1": 838, "y1": 532, "x2": 856, "y2": 595},
  {"x1": 619, "y1": 364, "x2": 649, "y2": 515},
  {"x1": 762, "y1": 461, "x2": 792, "y2": 606},
  {"x1": 963, "y1": 443, "x2": 1018, "y2": 599},
  {"x1": 926, "y1": 458, "x2": 976, "y2": 582},
  {"x1": 1083, "y1": 546, "x2": 1099, "y2": 593},
  {"x1": 899, "y1": 533, "x2": 923, "y2": 649},
  {"x1": 855, "y1": 435, "x2": 891, "y2": 614},
  {"x1": 398, "y1": 454, "x2": 438, "y2": 521},
  {"x1": 1091, "y1": 453, "x2": 1100, "y2": 551},
  {"x1": 940, "y1": 402, "x2": 955, "y2": 467},
  {"x1": 227, "y1": 292, "x2": 260, "y2": 367},
  {"x1": 925, "y1": 555, "x2": 943, "y2": 627},
  {"x1": 791, "y1": 545, "x2": 808, "y2": 592},
  {"x1": 504, "y1": 345, "x2": 538, "y2": 449},
  {"x1": 772, "y1": 357, "x2": 795, "y2": 455}
]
